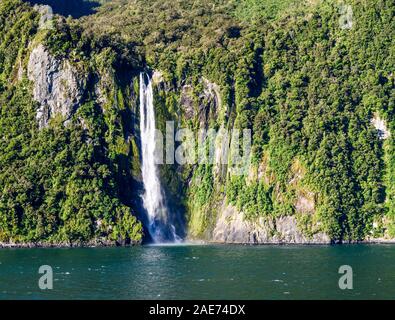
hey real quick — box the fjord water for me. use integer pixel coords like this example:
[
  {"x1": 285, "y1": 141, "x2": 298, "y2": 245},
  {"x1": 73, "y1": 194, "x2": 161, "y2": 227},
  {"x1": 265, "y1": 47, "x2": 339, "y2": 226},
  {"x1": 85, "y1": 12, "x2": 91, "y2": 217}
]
[{"x1": 0, "y1": 244, "x2": 394, "y2": 300}]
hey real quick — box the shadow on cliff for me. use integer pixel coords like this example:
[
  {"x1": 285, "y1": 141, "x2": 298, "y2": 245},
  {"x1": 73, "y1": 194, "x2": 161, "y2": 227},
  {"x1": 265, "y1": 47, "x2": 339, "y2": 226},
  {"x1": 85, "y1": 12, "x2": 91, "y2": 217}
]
[{"x1": 27, "y1": 0, "x2": 101, "y2": 18}]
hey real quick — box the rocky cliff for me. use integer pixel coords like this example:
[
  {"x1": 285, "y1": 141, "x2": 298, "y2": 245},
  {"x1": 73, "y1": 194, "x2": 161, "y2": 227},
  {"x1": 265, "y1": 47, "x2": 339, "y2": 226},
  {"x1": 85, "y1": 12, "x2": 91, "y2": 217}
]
[
  {"x1": 28, "y1": 44, "x2": 86, "y2": 128},
  {"x1": 151, "y1": 73, "x2": 333, "y2": 244},
  {"x1": 1, "y1": 0, "x2": 394, "y2": 245}
]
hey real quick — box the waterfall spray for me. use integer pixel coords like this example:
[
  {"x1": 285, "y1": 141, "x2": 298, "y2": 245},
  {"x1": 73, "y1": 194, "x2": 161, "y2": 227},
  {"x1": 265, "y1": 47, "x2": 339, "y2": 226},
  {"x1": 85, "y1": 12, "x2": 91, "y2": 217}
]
[{"x1": 139, "y1": 72, "x2": 179, "y2": 243}]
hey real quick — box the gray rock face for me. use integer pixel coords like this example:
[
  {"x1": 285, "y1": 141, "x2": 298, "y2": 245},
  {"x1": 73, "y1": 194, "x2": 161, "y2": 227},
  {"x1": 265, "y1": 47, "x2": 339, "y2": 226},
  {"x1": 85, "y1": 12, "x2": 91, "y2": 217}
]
[
  {"x1": 33, "y1": 5, "x2": 53, "y2": 30},
  {"x1": 295, "y1": 192, "x2": 315, "y2": 214},
  {"x1": 371, "y1": 113, "x2": 390, "y2": 140},
  {"x1": 27, "y1": 44, "x2": 85, "y2": 128},
  {"x1": 199, "y1": 78, "x2": 221, "y2": 126},
  {"x1": 152, "y1": 70, "x2": 164, "y2": 85},
  {"x1": 179, "y1": 77, "x2": 222, "y2": 126},
  {"x1": 212, "y1": 203, "x2": 330, "y2": 244},
  {"x1": 202, "y1": 77, "x2": 221, "y2": 112},
  {"x1": 180, "y1": 85, "x2": 195, "y2": 120},
  {"x1": 17, "y1": 60, "x2": 23, "y2": 81}
]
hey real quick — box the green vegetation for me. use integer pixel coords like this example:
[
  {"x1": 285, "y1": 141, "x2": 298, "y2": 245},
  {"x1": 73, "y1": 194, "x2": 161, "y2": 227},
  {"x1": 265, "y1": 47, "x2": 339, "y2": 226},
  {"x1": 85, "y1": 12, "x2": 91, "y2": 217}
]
[
  {"x1": 233, "y1": 0, "x2": 300, "y2": 23},
  {"x1": 0, "y1": 0, "x2": 394, "y2": 244},
  {"x1": 227, "y1": 176, "x2": 273, "y2": 219},
  {"x1": 0, "y1": 0, "x2": 142, "y2": 245}
]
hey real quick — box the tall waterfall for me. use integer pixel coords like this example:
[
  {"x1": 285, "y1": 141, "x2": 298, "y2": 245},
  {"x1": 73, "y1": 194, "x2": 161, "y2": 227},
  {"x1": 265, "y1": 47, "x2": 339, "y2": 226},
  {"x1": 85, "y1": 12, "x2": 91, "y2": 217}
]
[{"x1": 139, "y1": 72, "x2": 179, "y2": 243}]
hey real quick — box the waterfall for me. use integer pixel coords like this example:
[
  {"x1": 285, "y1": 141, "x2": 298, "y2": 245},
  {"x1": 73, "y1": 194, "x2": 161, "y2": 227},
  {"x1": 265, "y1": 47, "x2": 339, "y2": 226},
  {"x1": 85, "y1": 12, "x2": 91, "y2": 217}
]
[{"x1": 139, "y1": 72, "x2": 179, "y2": 243}]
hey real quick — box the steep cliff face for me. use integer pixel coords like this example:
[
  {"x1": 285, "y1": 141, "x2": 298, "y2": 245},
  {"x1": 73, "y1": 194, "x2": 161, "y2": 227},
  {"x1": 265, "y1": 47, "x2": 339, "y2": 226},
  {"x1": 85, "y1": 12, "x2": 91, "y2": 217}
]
[
  {"x1": 151, "y1": 72, "x2": 332, "y2": 244},
  {"x1": 151, "y1": 69, "x2": 394, "y2": 244},
  {"x1": 139, "y1": 0, "x2": 394, "y2": 244},
  {"x1": 28, "y1": 44, "x2": 86, "y2": 128},
  {"x1": 0, "y1": 0, "x2": 144, "y2": 246},
  {"x1": 1, "y1": 0, "x2": 394, "y2": 245},
  {"x1": 212, "y1": 203, "x2": 330, "y2": 244}
]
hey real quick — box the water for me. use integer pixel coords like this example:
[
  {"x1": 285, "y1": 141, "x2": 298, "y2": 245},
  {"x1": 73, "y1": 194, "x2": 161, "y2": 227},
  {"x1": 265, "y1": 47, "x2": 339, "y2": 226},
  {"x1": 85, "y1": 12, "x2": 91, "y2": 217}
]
[
  {"x1": 27, "y1": 0, "x2": 102, "y2": 18},
  {"x1": 0, "y1": 244, "x2": 394, "y2": 300},
  {"x1": 139, "y1": 73, "x2": 178, "y2": 242}
]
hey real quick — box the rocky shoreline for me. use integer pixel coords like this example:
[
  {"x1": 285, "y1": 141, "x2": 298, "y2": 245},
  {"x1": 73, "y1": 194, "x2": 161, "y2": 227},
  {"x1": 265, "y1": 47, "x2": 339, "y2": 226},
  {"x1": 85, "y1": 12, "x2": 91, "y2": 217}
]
[
  {"x1": 0, "y1": 239, "x2": 140, "y2": 248},
  {"x1": 1, "y1": 238, "x2": 395, "y2": 248}
]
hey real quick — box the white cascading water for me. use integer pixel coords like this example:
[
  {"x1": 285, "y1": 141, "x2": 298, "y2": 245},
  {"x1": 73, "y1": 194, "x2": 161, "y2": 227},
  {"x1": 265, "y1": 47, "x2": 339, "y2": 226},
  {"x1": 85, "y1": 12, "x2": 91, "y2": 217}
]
[{"x1": 139, "y1": 72, "x2": 179, "y2": 243}]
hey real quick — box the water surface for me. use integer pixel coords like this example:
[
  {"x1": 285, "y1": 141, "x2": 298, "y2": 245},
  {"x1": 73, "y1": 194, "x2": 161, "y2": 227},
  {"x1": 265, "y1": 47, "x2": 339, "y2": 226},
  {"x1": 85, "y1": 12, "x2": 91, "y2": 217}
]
[
  {"x1": 0, "y1": 244, "x2": 394, "y2": 299},
  {"x1": 27, "y1": 0, "x2": 102, "y2": 18}
]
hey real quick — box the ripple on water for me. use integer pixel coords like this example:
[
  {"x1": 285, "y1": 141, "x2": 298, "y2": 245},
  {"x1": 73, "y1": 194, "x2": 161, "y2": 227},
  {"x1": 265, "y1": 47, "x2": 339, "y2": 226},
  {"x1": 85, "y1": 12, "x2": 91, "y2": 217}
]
[{"x1": 0, "y1": 244, "x2": 394, "y2": 299}]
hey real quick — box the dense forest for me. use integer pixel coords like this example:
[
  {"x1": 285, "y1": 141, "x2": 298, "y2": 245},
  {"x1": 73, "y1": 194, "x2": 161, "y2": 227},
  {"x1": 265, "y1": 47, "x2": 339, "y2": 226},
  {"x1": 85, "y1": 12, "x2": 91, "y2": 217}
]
[{"x1": 0, "y1": 0, "x2": 393, "y2": 245}]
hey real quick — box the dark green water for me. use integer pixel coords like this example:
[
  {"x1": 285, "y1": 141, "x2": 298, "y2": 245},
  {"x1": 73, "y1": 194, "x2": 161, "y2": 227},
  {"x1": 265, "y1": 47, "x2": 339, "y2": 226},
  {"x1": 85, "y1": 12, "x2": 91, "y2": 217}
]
[{"x1": 0, "y1": 244, "x2": 394, "y2": 300}]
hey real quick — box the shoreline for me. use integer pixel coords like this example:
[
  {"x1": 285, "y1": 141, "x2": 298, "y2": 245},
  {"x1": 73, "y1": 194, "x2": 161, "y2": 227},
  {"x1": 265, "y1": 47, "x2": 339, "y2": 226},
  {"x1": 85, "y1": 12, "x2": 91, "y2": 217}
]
[
  {"x1": 0, "y1": 239, "x2": 141, "y2": 249},
  {"x1": 1, "y1": 238, "x2": 395, "y2": 249}
]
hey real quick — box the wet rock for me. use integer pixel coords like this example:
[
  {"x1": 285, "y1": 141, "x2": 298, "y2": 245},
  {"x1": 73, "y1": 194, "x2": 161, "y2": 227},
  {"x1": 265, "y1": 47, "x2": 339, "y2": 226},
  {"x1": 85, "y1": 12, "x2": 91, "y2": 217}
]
[
  {"x1": 198, "y1": 78, "x2": 221, "y2": 126},
  {"x1": 180, "y1": 84, "x2": 195, "y2": 119},
  {"x1": 202, "y1": 77, "x2": 221, "y2": 111}
]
